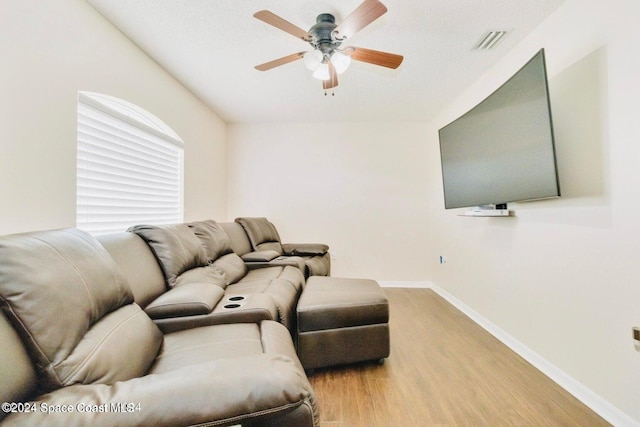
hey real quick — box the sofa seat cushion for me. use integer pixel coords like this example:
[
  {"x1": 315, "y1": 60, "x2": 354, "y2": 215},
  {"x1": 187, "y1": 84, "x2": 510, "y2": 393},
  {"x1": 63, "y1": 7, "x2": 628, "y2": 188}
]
[
  {"x1": 129, "y1": 224, "x2": 208, "y2": 287},
  {"x1": 242, "y1": 265, "x2": 304, "y2": 290},
  {"x1": 228, "y1": 279, "x2": 271, "y2": 295},
  {"x1": 1, "y1": 321, "x2": 318, "y2": 427},
  {"x1": 227, "y1": 278, "x2": 301, "y2": 331},
  {"x1": 256, "y1": 241, "x2": 284, "y2": 253},
  {"x1": 0, "y1": 228, "x2": 162, "y2": 391},
  {"x1": 3, "y1": 354, "x2": 317, "y2": 427},
  {"x1": 151, "y1": 320, "x2": 303, "y2": 373}
]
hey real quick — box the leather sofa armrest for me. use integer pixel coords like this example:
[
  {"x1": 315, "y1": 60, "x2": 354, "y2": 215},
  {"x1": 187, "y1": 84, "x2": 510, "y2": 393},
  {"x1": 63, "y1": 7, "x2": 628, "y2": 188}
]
[
  {"x1": 282, "y1": 243, "x2": 329, "y2": 256},
  {"x1": 241, "y1": 250, "x2": 281, "y2": 262},
  {"x1": 144, "y1": 282, "x2": 224, "y2": 319},
  {"x1": 0, "y1": 354, "x2": 314, "y2": 427},
  {"x1": 153, "y1": 294, "x2": 280, "y2": 334}
]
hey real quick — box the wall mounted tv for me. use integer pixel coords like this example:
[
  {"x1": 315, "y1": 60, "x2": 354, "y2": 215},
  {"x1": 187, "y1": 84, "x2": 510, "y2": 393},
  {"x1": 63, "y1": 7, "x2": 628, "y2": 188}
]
[{"x1": 438, "y1": 48, "x2": 560, "y2": 211}]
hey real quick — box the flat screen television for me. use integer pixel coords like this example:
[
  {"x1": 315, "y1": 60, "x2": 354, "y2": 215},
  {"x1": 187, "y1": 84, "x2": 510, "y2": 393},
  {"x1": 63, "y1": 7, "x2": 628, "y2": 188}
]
[{"x1": 438, "y1": 49, "x2": 560, "y2": 210}]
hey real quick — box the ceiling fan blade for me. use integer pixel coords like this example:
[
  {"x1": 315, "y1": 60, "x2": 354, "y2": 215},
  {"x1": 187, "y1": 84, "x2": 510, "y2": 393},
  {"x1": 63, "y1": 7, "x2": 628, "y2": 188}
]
[
  {"x1": 334, "y1": 0, "x2": 387, "y2": 40},
  {"x1": 254, "y1": 10, "x2": 310, "y2": 41},
  {"x1": 323, "y1": 61, "x2": 339, "y2": 90},
  {"x1": 350, "y1": 46, "x2": 403, "y2": 69},
  {"x1": 255, "y1": 52, "x2": 306, "y2": 71}
]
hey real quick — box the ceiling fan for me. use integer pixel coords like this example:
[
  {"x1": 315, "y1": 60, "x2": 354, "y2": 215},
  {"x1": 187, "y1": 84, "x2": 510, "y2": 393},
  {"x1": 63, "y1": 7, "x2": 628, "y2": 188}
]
[{"x1": 253, "y1": 0, "x2": 403, "y2": 91}]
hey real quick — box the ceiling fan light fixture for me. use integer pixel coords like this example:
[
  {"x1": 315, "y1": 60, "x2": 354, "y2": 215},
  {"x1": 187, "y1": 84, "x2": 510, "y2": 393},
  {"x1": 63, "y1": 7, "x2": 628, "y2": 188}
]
[
  {"x1": 332, "y1": 51, "x2": 351, "y2": 74},
  {"x1": 254, "y1": 0, "x2": 404, "y2": 90},
  {"x1": 304, "y1": 49, "x2": 324, "y2": 71},
  {"x1": 312, "y1": 62, "x2": 330, "y2": 80}
]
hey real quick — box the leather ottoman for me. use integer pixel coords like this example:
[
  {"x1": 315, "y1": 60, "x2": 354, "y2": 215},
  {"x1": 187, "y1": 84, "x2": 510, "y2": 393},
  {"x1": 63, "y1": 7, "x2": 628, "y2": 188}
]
[{"x1": 296, "y1": 277, "x2": 390, "y2": 370}]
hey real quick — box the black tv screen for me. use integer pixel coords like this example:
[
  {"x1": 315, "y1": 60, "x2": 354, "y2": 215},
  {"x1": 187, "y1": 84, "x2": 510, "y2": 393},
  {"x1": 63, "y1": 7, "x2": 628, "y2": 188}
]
[{"x1": 438, "y1": 49, "x2": 560, "y2": 210}]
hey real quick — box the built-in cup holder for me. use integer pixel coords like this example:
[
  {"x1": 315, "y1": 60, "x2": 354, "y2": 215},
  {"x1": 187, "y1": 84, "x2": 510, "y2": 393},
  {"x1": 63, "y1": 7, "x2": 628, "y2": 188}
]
[
  {"x1": 223, "y1": 303, "x2": 242, "y2": 309},
  {"x1": 222, "y1": 295, "x2": 246, "y2": 309}
]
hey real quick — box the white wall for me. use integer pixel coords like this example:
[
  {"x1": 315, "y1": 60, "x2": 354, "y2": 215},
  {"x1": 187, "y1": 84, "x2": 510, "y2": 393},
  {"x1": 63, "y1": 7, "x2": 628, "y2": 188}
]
[
  {"x1": 428, "y1": 0, "x2": 640, "y2": 423},
  {"x1": 0, "y1": 0, "x2": 227, "y2": 236},
  {"x1": 227, "y1": 122, "x2": 431, "y2": 280}
]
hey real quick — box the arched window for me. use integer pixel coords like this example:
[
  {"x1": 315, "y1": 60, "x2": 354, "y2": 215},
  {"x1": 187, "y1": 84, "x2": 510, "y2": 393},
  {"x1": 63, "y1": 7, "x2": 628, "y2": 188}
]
[{"x1": 76, "y1": 92, "x2": 184, "y2": 235}]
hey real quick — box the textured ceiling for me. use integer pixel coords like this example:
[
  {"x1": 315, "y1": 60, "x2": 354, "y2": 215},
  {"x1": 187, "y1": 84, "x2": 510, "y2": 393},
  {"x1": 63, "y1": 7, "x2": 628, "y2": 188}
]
[{"x1": 85, "y1": 0, "x2": 565, "y2": 124}]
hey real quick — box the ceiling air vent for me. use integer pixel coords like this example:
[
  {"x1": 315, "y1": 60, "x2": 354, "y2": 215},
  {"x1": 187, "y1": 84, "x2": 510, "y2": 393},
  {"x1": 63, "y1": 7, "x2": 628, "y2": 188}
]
[{"x1": 474, "y1": 30, "x2": 508, "y2": 50}]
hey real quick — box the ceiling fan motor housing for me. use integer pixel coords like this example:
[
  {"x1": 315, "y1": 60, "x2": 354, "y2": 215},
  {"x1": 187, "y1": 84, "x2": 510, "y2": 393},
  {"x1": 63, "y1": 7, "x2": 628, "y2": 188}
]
[{"x1": 309, "y1": 13, "x2": 342, "y2": 55}]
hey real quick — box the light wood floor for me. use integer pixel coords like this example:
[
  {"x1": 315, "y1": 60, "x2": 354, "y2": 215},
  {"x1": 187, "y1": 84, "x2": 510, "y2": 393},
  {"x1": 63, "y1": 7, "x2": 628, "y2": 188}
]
[{"x1": 308, "y1": 288, "x2": 610, "y2": 427}]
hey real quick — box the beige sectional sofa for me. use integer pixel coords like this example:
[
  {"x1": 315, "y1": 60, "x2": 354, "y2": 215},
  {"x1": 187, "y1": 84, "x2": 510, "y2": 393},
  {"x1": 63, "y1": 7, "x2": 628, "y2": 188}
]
[{"x1": 0, "y1": 219, "x2": 329, "y2": 427}]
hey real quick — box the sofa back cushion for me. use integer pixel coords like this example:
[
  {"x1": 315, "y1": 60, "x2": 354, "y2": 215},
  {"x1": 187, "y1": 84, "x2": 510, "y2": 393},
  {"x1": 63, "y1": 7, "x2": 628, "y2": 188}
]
[
  {"x1": 0, "y1": 228, "x2": 162, "y2": 392},
  {"x1": 98, "y1": 232, "x2": 166, "y2": 308},
  {"x1": 235, "y1": 217, "x2": 283, "y2": 254},
  {"x1": 219, "y1": 222, "x2": 253, "y2": 256},
  {"x1": 129, "y1": 224, "x2": 208, "y2": 287},
  {"x1": 187, "y1": 220, "x2": 233, "y2": 262}
]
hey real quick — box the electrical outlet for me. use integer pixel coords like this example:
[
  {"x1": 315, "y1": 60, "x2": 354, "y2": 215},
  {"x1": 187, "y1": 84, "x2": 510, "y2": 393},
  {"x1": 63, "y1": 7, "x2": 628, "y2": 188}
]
[{"x1": 330, "y1": 251, "x2": 337, "y2": 261}]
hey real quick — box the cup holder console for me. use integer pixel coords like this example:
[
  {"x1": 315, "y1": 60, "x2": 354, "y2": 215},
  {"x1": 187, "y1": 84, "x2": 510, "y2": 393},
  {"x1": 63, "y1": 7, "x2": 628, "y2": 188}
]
[{"x1": 222, "y1": 295, "x2": 246, "y2": 309}]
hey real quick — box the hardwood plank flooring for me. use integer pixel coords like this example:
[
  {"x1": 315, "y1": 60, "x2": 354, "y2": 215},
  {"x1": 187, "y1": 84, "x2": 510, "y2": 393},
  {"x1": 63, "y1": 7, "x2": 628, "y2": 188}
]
[{"x1": 308, "y1": 288, "x2": 610, "y2": 426}]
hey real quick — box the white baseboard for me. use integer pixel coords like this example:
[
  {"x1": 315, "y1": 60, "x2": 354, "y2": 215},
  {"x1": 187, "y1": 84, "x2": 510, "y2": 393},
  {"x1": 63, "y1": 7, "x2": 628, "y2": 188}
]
[
  {"x1": 427, "y1": 284, "x2": 639, "y2": 427},
  {"x1": 377, "y1": 281, "x2": 637, "y2": 426},
  {"x1": 377, "y1": 281, "x2": 431, "y2": 288}
]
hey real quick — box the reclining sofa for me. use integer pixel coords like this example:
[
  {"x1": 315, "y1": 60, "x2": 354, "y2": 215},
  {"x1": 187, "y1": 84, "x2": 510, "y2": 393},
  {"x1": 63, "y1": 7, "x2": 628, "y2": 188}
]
[
  {"x1": 234, "y1": 217, "x2": 331, "y2": 278},
  {"x1": 0, "y1": 219, "x2": 329, "y2": 427}
]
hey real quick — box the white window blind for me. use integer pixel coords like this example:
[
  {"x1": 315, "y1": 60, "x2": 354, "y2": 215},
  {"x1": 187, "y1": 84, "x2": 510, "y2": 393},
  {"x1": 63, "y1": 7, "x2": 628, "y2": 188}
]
[{"x1": 77, "y1": 92, "x2": 184, "y2": 235}]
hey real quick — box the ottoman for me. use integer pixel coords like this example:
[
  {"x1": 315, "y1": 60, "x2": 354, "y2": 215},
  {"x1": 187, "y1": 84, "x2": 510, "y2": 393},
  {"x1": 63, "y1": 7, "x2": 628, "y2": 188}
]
[{"x1": 296, "y1": 277, "x2": 390, "y2": 370}]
